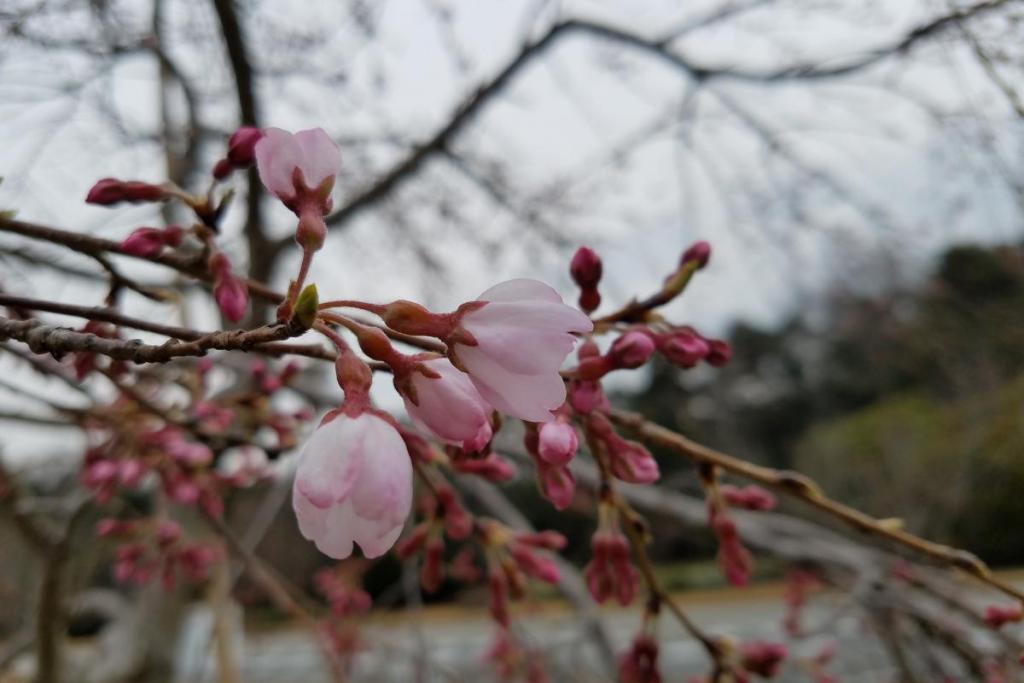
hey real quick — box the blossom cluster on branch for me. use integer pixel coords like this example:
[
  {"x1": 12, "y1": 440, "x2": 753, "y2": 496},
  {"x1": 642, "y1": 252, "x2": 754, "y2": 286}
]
[{"x1": 0, "y1": 124, "x2": 1021, "y2": 682}]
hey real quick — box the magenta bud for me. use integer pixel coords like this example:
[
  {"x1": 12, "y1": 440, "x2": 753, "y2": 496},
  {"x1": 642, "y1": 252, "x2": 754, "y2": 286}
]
[
  {"x1": 226, "y1": 126, "x2": 264, "y2": 166},
  {"x1": 681, "y1": 240, "x2": 711, "y2": 268},
  {"x1": 657, "y1": 331, "x2": 709, "y2": 368},
  {"x1": 609, "y1": 330, "x2": 656, "y2": 369},
  {"x1": 212, "y1": 158, "x2": 233, "y2": 180},
  {"x1": 86, "y1": 178, "x2": 127, "y2": 205},
  {"x1": 706, "y1": 339, "x2": 732, "y2": 367},
  {"x1": 214, "y1": 273, "x2": 249, "y2": 323},
  {"x1": 570, "y1": 246, "x2": 603, "y2": 289},
  {"x1": 120, "y1": 227, "x2": 166, "y2": 257},
  {"x1": 122, "y1": 181, "x2": 166, "y2": 203},
  {"x1": 162, "y1": 225, "x2": 184, "y2": 247}
]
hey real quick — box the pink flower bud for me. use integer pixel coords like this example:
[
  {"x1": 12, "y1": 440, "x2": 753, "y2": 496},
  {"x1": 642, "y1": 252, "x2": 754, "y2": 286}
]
[
  {"x1": 395, "y1": 523, "x2": 429, "y2": 559},
  {"x1": 537, "y1": 421, "x2": 578, "y2": 466},
  {"x1": 96, "y1": 518, "x2": 130, "y2": 537},
  {"x1": 681, "y1": 240, "x2": 711, "y2": 268},
  {"x1": 226, "y1": 126, "x2": 264, "y2": 166},
  {"x1": 86, "y1": 178, "x2": 126, "y2": 205},
  {"x1": 618, "y1": 634, "x2": 661, "y2": 683},
  {"x1": 706, "y1": 339, "x2": 732, "y2": 367},
  {"x1": 510, "y1": 544, "x2": 560, "y2": 584},
  {"x1": 657, "y1": 331, "x2": 709, "y2": 368},
  {"x1": 400, "y1": 358, "x2": 493, "y2": 451},
  {"x1": 156, "y1": 520, "x2": 182, "y2": 547},
  {"x1": 570, "y1": 246, "x2": 603, "y2": 289},
  {"x1": 584, "y1": 531, "x2": 638, "y2": 606},
  {"x1": 214, "y1": 270, "x2": 249, "y2": 323},
  {"x1": 436, "y1": 487, "x2": 473, "y2": 540},
  {"x1": 488, "y1": 570, "x2": 510, "y2": 626},
  {"x1": 515, "y1": 530, "x2": 567, "y2": 551},
  {"x1": 984, "y1": 603, "x2": 1023, "y2": 629},
  {"x1": 720, "y1": 484, "x2": 776, "y2": 511},
  {"x1": 568, "y1": 379, "x2": 608, "y2": 414},
  {"x1": 452, "y1": 453, "x2": 515, "y2": 482},
  {"x1": 118, "y1": 459, "x2": 147, "y2": 487},
  {"x1": 537, "y1": 462, "x2": 575, "y2": 510},
  {"x1": 739, "y1": 641, "x2": 787, "y2": 678},
  {"x1": 609, "y1": 330, "x2": 656, "y2": 369},
  {"x1": 421, "y1": 537, "x2": 445, "y2": 593},
  {"x1": 212, "y1": 158, "x2": 233, "y2": 180},
  {"x1": 120, "y1": 227, "x2": 166, "y2": 257}
]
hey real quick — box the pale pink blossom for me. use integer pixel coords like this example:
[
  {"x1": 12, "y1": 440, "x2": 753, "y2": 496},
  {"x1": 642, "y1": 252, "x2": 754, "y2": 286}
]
[
  {"x1": 293, "y1": 412, "x2": 412, "y2": 559},
  {"x1": 255, "y1": 127, "x2": 340, "y2": 206},
  {"x1": 453, "y1": 279, "x2": 593, "y2": 422},
  {"x1": 400, "y1": 358, "x2": 492, "y2": 451}
]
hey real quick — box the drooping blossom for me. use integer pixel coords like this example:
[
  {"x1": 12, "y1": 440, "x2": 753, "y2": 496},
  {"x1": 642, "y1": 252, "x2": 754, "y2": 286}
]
[
  {"x1": 255, "y1": 127, "x2": 341, "y2": 251},
  {"x1": 292, "y1": 412, "x2": 412, "y2": 559},
  {"x1": 451, "y1": 279, "x2": 593, "y2": 422},
  {"x1": 399, "y1": 357, "x2": 493, "y2": 451}
]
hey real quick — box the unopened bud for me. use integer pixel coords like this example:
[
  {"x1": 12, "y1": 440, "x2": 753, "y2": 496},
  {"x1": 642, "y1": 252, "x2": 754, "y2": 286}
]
[
  {"x1": 609, "y1": 330, "x2": 656, "y2": 369},
  {"x1": 681, "y1": 240, "x2": 711, "y2": 268},
  {"x1": 570, "y1": 246, "x2": 603, "y2": 288},
  {"x1": 226, "y1": 126, "x2": 264, "y2": 166}
]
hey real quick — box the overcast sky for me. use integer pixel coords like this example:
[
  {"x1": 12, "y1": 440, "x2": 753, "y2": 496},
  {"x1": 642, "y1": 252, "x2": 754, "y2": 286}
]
[{"x1": 1, "y1": 0, "x2": 1022, "y2": 459}]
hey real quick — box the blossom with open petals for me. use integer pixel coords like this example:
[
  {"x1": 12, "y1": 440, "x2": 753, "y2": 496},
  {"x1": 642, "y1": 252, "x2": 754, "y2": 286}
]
[
  {"x1": 292, "y1": 412, "x2": 412, "y2": 559},
  {"x1": 452, "y1": 279, "x2": 592, "y2": 422}
]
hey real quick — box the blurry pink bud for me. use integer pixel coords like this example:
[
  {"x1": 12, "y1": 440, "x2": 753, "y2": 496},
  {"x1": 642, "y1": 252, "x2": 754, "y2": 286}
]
[
  {"x1": 488, "y1": 570, "x2": 510, "y2": 626},
  {"x1": 452, "y1": 453, "x2": 515, "y2": 482},
  {"x1": 510, "y1": 544, "x2": 560, "y2": 584},
  {"x1": 584, "y1": 531, "x2": 638, "y2": 606},
  {"x1": 96, "y1": 518, "x2": 130, "y2": 538},
  {"x1": 156, "y1": 520, "x2": 182, "y2": 547},
  {"x1": 537, "y1": 462, "x2": 575, "y2": 510},
  {"x1": 537, "y1": 421, "x2": 578, "y2": 466},
  {"x1": 681, "y1": 240, "x2": 711, "y2": 268},
  {"x1": 436, "y1": 487, "x2": 473, "y2": 540},
  {"x1": 118, "y1": 459, "x2": 146, "y2": 487},
  {"x1": 421, "y1": 537, "x2": 445, "y2": 593},
  {"x1": 450, "y1": 548, "x2": 481, "y2": 583},
  {"x1": 86, "y1": 178, "x2": 165, "y2": 206},
  {"x1": 226, "y1": 126, "x2": 264, "y2": 166},
  {"x1": 570, "y1": 246, "x2": 602, "y2": 289},
  {"x1": 720, "y1": 484, "x2": 776, "y2": 511},
  {"x1": 120, "y1": 227, "x2": 166, "y2": 257},
  {"x1": 170, "y1": 479, "x2": 201, "y2": 505},
  {"x1": 516, "y1": 530, "x2": 567, "y2": 551},
  {"x1": 984, "y1": 603, "x2": 1024, "y2": 629},
  {"x1": 609, "y1": 330, "x2": 656, "y2": 369},
  {"x1": 618, "y1": 634, "x2": 661, "y2": 683},
  {"x1": 178, "y1": 544, "x2": 217, "y2": 581},
  {"x1": 212, "y1": 158, "x2": 233, "y2": 180},
  {"x1": 706, "y1": 339, "x2": 732, "y2": 367},
  {"x1": 214, "y1": 270, "x2": 249, "y2": 323},
  {"x1": 657, "y1": 331, "x2": 709, "y2": 368},
  {"x1": 82, "y1": 459, "x2": 119, "y2": 488},
  {"x1": 739, "y1": 641, "x2": 787, "y2": 678},
  {"x1": 395, "y1": 523, "x2": 429, "y2": 559},
  {"x1": 568, "y1": 379, "x2": 607, "y2": 414}
]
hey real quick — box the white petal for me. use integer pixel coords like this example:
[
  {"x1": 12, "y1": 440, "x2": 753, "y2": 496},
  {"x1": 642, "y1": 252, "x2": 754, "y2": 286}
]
[
  {"x1": 294, "y1": 128, "x2": 341, "y2": 189},
  {"x1": 477, "y1": 278, "x2": 563, "y2": 303},
  {"x1": 293, "y1": 414, "x2": 363, "y2": 508},
  {"x1": 348, "y1": 415, "x2": 413, "y2": 527},
  {"x1": 254, "y1": 127, "x2": 302, "y2": 199},
  {"x1": 458, "y1": 345, "x2": 565, "y2": 422}
]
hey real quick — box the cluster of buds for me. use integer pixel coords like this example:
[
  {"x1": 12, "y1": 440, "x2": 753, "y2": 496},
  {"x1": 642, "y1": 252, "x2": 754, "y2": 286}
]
[
  {"x1": 212, "y1": 127, "x2": 264, "y2": 180},
  {"x1": 584, "y1": 501, "x2": 640, "y2": 605},
  {"x1": 395, "y1": 484, "x2": 474, "y2": 592},
  {"x1": 479, "y1": 522, "x2": 564, "y2": 627},
  {"x1": 85, "y1": 178, "x2": 168, "y2": 206},
  {"x1": 585, "y1": 412, "x2": 660, "y2": 484},
  {"x1": 98, "y1": 518, "x2": 216, "y2": 590}
]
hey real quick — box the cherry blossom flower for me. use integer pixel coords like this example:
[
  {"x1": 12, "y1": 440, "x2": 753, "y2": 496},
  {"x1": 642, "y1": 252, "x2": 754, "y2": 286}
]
[
  {"x1": 400, "y1": 357, "x2": 493, "y2": 450},
  {"x1": 292, "y1": 412, "x2": 412, "y2": 559},
  {"x1": 451, "y1": 279, "x2": 593, "y2": 422}
]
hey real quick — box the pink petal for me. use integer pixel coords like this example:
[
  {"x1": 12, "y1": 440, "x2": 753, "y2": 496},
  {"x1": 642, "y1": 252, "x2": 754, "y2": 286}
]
[
  {"x1": 348, "y1": 415, "x2": 412, "y2": 527},
  {"x1": 294, "y1": 128, "x2": 341, "y2": 189},
  {"x1": 477, "y1": 278, "x2": 564, "y2": 303},
  {"x1": 293, "y1": 415, "x2": 363, "y2": 508},
  {"x1": 457, "y1": 345, "x2": 566, "y2": 422},
  {"x1": 255, "y1": 127, "x2": 303, "y2": 199}
]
